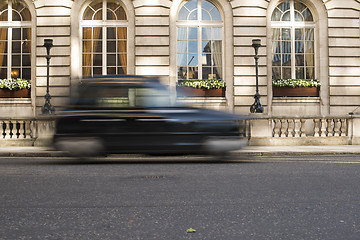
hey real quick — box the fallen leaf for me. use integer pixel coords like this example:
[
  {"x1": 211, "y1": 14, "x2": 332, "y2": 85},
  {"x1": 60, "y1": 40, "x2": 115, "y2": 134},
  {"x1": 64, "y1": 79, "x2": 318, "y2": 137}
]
[{"x1": 187, "y1": 228, "x2": 196, "y2": 233}]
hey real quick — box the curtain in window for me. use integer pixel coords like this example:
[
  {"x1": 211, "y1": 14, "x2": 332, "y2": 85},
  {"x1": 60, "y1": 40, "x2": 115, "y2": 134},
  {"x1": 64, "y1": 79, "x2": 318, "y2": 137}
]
[{"x1": 117, "y1": 27, "x2": 127, "y2": 74}]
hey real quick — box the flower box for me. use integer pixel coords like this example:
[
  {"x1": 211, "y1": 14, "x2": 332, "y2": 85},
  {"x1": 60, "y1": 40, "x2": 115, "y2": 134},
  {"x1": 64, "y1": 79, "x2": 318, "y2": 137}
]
[
  {"x1": 272, "y1": 86, "x2": 319, "y2": 97},
  {"x1": 0, "y1": 88, "x2": 30, "y2": 98},
  {"x1": 176, "y1": 86, "x2": 225, "y2": 97}
]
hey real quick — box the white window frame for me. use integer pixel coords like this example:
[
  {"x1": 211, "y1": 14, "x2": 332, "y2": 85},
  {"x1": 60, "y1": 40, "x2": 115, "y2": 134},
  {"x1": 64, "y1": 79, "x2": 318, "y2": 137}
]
[
  {"x1": 271, "y1": 0, "x2": 315, "y2": 80},
  {"x1": 176, "y1": 0, "x2": 223, "y2": 81},
  {"x1": 80, "y1": 0, "x2": 128, "y2": 76},
  {"x1": 1, "y1": 1, "x2": 31, "y2": 79}
]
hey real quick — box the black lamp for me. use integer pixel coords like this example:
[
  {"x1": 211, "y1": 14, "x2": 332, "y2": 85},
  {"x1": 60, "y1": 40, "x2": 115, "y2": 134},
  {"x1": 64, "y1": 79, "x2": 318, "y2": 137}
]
[
  {"x1": 41, "y1": 39, "x2": 55, "y2": 114},
  {"x1": 250, "y1": 39, "x2": 264, "y2": 113}
]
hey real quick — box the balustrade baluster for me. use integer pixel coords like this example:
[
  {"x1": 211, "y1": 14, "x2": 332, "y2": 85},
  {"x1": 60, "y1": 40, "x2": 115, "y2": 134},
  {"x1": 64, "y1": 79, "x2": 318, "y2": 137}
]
[
  {"x1": 320, "y1": 119, "x2": 327, "y2": 137},
  {"x1": 300, "y1": 119, "x2": 306, "y2": 137},
  {"x1": 1, "y1": 121, "x2": 4, "y2": 138},
  {"x1": 4, "y1": 121, "x2": 11, "y2": 139},
  {"x1": 334, "y1": 119, "x2": 341, "y2": 136},
  {"x1": 327, "y1": 119, "x2": 333, "y2": 136},
  {"x1": 280, "y1": 119, "x2": 287, "y2": 137},
  {"x1": 287, "y1": 119, "x2": 294, "y2": 137},
  {"x1": 340, "y1": 119, "x2": 347, "y2": 136},
  {"x1": 273, "y1": 119, "x2": 280, "y2": 137},
  {"x1": 18, "y1": 121, "x2": 25, "y2": 139},
  {"x1": 313, "y1": 119, "x2": 320, "y2": 137},
  {"x1": 25, "y1": 121, "x2": 31, "y2": 139}
]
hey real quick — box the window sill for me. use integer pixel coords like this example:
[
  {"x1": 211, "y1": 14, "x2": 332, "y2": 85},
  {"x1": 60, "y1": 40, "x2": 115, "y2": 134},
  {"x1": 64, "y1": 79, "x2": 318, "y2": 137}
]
[{"x1": 272, "y1": 97, "x2": 320, "y2": 103}]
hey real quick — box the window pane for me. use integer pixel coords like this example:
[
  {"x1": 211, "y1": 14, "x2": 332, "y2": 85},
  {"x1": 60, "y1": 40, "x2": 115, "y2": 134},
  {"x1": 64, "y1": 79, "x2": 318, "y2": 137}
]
[
  {"x1": 117, "y1": 27, "x2": 127, "y2": 40},
  {"x1": 278, "y1": 1, "x2": 290, "y2": 12},
  {"x1": 107, "y1": 67, "x2": 116, "y2": 75},
  {"x1": 282, "y1": 11, "x2": 290, "y2": 21},
  {"x1": 306, "y1": 67, "x2": 315, "y2": 79},
  {"x1": 272, "y1": 54, "x2": 281, "y2": 66},
  {"x1": 214, "y1": 67, "x2": 222, "y2": 79},
  {"x1": 12, "y1": 11, "x2": 21, "y2": 21},
  {"x1": 281, "y1": 28, "x2": 290, "y2": 40},
  {"x1": 188, "y1": 41, "x2": 197, "y2": 53},
  {"x1": 93, "y1": 41, "x2": 102, "y2": 53},
  {"x1": 93, "y1": 28, "x2": 102, "y2": 40},
  {"x1": 118, "y1": 53, "x2": 127, "y2": 66},
  {"x1": 273, "y1": 41, "x2": 281, "y2": 54},
  {"x1": 271, "y1": 9, "x2": 281, "y2": 21},
  {"x1": 11, "y1": 68, "x2": 20, "y2": 78},
  {"x1": 213, "y1": 28, "x2": 222, "y2": 40},
  {"x1": 82, "y1": 54, "x2": 91, "y2": 66},
  {"x1": 22, "y1": 67, "x2": 30, "y2": 79},
  {"x1": 210, "y1": 8, "x2": 221, "y2": 21},
  {"x1": 294, "y1": 2, "x2": 307, "y2": 12},
  {"x1": 178, "y1": 7, "x2": 189, "y2": 20},
  {"x1": 295, "y1": 54, "x2": 304, "y2": 66},
  {"x1": 188, "y1": 66, "x2": 198, "y2": 79},
  {"x1": 282, "y1": 41, "x2": 291, "y2": 53},
  {"x1": 188, "y1": 54, "x2": 198, "y2": 66},
  {"x1": 295, "y1": 29, "x2": 303, "y2": 40},
  {"x1": 202, "y1": 28, "x2": 211, "y2": 40},
  {"x1": 188, "y1": 10, "x2": 198, "y2": 20},
  {"x1": 283, "y1": 67, "x2": 291, "y2": 79},
  {"x1": 118, "y1": 66, "x2": 126, "y2": 75},
  {"x1": 177, "y1": 54, "x2": 187, "y2": 66},
  {"x1": 12, "y1": 28, "x2": 21, "y2": 40},
  {"x1": 188, "y1": 27, "x2": 197, "y2": 40},
  {"x1": 82, "y1": 67, "x2": 91, "y2": 77},
  {"x1": 184, "y1": 0, "x2": 197, "y2": 11},
  {"x1": 202, "y1": 10, "x2": 210, "y2": 20},
  {"x1": 0, "y1": 11, "x2": 8, "y2": 21},
  {"x1": 23, "y1": 28, "x2": 31, "y2": 41},
  {"x1": 177, "y1": 41, "x2": 187, "y2": 53},
  {"x1": 272, "y1": 67, "x2": 281, "y2": 80},
  {"x1": 93, "y1": 54, "x2": 102, "y2": 66},
  {"x1": 212, "y1": 40, "x2": 221, "y2": 53},
  {"x1": 294, "y1": 12, "x2": 303, "y2": 21},
  {"x1": 177, "y1": 66, "x2": 187, "y2": 79},
  {"x1": 0, "y1": 54, "x2": 7, "y2": 66},
  {"x1": 22, "y1": 54, "x2": 31, "y2": 66},
  {"x1": 117, "y1": 40, "x2": 127, "y2": 53},
  {"x1": 305, "y1": 41, "x2": 314, "y2": 54},
  {"x1": 296, "y1": 67, "x2": 304, "y2": 79},
  {"x1": 107, "y1": 41, "x2": 116, "y2": 53},
  {"x1": 202, "y1": 67, "x2": 211, "y2": 79},
  {"x1": 83, "y1": 27, "x2": 92, "y2": 40},
  {"x1": 12, "y1": 41, "x2": 21, "y2": 53},
  {"x1": 212, "y1": 54, "x2": 222, "y2": 66},
  {"x1": 12, "y1": 55, "x2": 21, "y2": 66},
  {"x1": 107, "y1": 27, "x2": 116, "y2": 40},
  {"x1": 93, "y1": 67, "x2": 102, "y2": 75},
  {"x1": 177, "y1": 28, "x2": 187, "y2": 40},
  {"x1": 305, "y1": 28, "x2": 314, "y2": 40},
  {"x1": 107, "y1": 54, "x2": 116, "y2": 66},
  {"x1": 303, "y1": 9, "x2": 313, "y2": 21},
  {"x1": 305, "y1": 54, "x2": 314, "y2": 67},
  {"x1": 202, "y1": 54, "x2": 211, "y2": 66},
  {"x1": 283, "y1": 54, "x2": 291, "y2": 66},
  {"x1": 0, "y1": 68, "x2": 6, "y2": 78},
  {"x1": 202, "y1": 41, "x2": 211, "y2": 53},
  {"x1": 295, "y1": 41, "x2": 304, "y2": 53}
]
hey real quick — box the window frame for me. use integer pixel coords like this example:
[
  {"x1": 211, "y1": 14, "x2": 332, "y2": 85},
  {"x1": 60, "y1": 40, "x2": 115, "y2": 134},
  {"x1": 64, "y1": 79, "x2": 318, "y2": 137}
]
[
  {"x1": 271, "y1": 0, "x2": 315, "y2": 80},
  {"x1": 0, "y1": 0, "x2": 31, "y2": 80},
  {"x1": 176, "y1": 0, "x2": 224, "y2": 81},
  {"x1": 80, "y1": 0, "x2": 128, "y2": 77}
]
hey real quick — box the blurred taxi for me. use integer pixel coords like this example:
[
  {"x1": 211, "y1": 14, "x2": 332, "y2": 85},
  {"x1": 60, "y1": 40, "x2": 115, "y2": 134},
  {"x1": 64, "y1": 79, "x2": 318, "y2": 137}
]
[{"x1": 53, "y1": 75, "x2": 248, "y2": 157}]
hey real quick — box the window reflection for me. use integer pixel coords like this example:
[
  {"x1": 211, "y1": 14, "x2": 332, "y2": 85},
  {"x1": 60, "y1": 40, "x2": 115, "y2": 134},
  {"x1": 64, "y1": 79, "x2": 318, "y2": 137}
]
[
  {"x1": 271, "y1": 0, "x2": 315, "y2": 80},
  {"x1": 177, "y1": 1, "x2": 223, "y2": 81}
]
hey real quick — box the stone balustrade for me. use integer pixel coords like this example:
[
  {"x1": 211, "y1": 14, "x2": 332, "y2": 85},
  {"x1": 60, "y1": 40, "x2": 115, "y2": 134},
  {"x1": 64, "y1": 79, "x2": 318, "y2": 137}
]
[{"x1": 0, "y1": 119, "x2": 34, "y2": 139}]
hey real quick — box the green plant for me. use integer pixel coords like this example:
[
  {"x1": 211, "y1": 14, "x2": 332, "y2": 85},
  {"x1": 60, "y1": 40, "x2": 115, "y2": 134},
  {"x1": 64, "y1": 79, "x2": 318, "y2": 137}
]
[
  {"x1": 177, "y1": 79, "x2": 226, "y2": 89},
  {"x1": 0, "y1": 78, "x2": 31, "y2": 90},
  {"x1": 272, "y1": 79, "x2": 320, "y2": 88}
]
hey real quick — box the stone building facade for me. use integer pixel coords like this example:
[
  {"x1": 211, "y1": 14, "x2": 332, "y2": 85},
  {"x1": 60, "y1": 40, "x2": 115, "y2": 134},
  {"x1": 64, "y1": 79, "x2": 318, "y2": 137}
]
[{"x1": 1, "y1": 0, "x2": 360, "y2": 118}]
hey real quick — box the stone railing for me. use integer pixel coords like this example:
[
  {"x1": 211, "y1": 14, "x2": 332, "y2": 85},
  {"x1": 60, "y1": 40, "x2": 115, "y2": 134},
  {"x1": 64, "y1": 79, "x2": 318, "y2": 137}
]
[
  {"x1": 0, "y1": 117, "x2": 55, "y2": 146},
  {"x1": 249, "y1": 115, "x2": 360, "y2": 146},
  {"x1": 1, "y1": 115, "x2": 360, "y2": 147}
]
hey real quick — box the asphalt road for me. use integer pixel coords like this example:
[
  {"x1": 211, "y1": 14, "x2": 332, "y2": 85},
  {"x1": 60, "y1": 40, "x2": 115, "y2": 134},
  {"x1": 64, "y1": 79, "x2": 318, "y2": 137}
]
[{"x1": 0, "y1": 155, "x2": 360, "y2": 240}]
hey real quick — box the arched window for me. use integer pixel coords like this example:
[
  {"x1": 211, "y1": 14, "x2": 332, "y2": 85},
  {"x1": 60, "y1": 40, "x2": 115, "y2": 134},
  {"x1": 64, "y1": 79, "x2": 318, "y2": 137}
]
[
  {"x1": 271, "y1": 0, "x2": 315, "y2": 80},
  {"x1": 0, "y1": 0, "x2": 31, "y2": 80},
  {"x1": 176, "y1": 0, "x2": 223, "y2": 80},
  {"x1": 81, "y1": 0, "x2": 127, "y2": 77}
]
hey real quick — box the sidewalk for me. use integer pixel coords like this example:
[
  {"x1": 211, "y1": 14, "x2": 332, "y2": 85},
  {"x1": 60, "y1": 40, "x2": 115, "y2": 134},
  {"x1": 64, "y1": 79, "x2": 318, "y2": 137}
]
[{"x1": 1, "y1": 145, "x2": 360, "y2": 157}]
